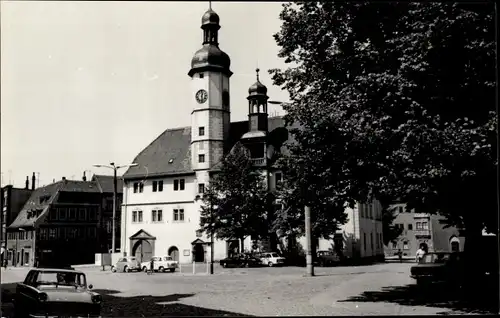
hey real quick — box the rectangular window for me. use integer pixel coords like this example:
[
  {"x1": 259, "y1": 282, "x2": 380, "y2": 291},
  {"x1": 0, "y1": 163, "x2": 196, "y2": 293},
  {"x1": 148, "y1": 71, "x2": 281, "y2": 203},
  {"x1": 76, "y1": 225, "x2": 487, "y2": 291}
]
[
  {"x1": 180, "y1": 179, "x2": 185, "y2": 190},
  {"x1": 157, "y1": 210, "x2": 163, "y2": 222},
  {"x1": 158, "y1": 180, "x2": 163, "y2": 192},
  {"x1": 198, "y1": 183, "x2": 205, "y2": 194},
  {"x1": 69, "y1": 208, "x2": 77, "y2": 220},
  {"x1": 403, "y1": 241, "x2": 409, "y2": 250},
  {"x1": 89, "y1": 208, "x2": 96, "y2": 221},
  {"x1": 408, "y1": 223, "x2": 413, "y2": 230},
  {"x1": 173, "y1": 209, "x2": 184, "y2": 221},
  {"x1": 399, "y1": 206, "x2": 404, "y2": 214},
  {"x1": 139, "y1": 183, "x2": 144, "y2": 193},
  {"x1": 59, "y1": 208, "x2": 67, "y2": 221},
  {"x1": 79, "y1": 209, "x2": 86, "y2": 221},
  {"x1": 153, "y1": 181, "x2": 158, "y2": 192},
  {"x1": 132, "y1": 211, "x2": 138, "y2": 223},
  {"x1": 133, "y1": 183, "x2": 138, "y2": 193},
  {"x1": 152, "y1": 210, "x2": 157, "y2": 222},
  {"x1": 199, "y1": 73, "x2": 204, "y2": 79},
  {"x1": 49, "y1": 228, "x2": 57, "y2": 240},
  {"x1": 416, "y1": 222, "x2": 422, "y2": 230},
  {"x1": 199, "y1": 154, "x2": 205, "y2": 163},
  {"x1": 174, "y1": 180, "x2": 179, "y2": 191},
  {"x1": 138, "y1": 210, "x2": 143, "y2": 222},
  {"x1": 422, "y1": 222, "x2": 428, "y2": 230},
  {"x1": 199, "y1": 126, "x2": 205, "y2": 136}
]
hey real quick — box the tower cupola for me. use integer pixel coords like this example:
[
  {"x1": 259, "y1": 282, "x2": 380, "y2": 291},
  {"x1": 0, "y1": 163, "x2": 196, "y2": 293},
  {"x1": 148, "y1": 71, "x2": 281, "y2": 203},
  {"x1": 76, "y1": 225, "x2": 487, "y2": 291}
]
[
  {"x1": 246, "y1": 68, "x2": 269, "y2": 133},
  {"x1": 188, "y1": 4, "x2": 232, "y2": 77}
]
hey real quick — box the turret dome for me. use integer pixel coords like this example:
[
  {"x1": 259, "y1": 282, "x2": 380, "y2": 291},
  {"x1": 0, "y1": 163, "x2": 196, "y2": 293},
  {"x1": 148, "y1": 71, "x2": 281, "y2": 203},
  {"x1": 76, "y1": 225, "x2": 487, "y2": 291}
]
[{"x1": 248, "y1": 68, "x2": 268, "y2": 96}]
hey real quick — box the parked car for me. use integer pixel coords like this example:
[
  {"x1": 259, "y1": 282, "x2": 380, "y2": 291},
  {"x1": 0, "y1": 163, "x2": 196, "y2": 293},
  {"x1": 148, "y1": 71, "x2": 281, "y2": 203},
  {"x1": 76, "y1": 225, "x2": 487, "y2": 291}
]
[
  {"x1": 14, "y1": 268, "x2": 102, "y2": 318},
  {"x1": 410, "y1": 252, "x2": 463, "y2": 285},
  {"x1": 111, "y1": 256, "x2": 141, "y2": 273},
  {"x1": 140, "y1": 256, "x2": 179, "y2": 273},
  {"x1": 256, "y1": 252, "x2": 286, "y2": 267},
  {"x1": 220, "y1": 253, "x2": 261, "y2": 268},
  {"x1": 315, "y1": 250, "x2": 340, "y2": 267}
]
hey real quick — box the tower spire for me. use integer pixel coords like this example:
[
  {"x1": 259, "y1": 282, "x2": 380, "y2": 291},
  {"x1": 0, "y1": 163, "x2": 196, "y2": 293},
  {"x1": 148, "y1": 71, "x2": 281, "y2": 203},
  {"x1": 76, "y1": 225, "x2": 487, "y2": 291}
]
[
  {"x1": 209, "y1": 1, "x2": 212, "y2": 10},
  {"x1": 256, "y1": 68, "x2": 260, "y2": 81}
]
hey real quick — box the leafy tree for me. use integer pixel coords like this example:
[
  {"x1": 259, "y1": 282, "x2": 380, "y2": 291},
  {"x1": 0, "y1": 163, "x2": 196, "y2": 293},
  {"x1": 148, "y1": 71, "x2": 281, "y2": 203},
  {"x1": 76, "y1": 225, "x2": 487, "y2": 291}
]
[
  {"x1": 199, "y1": 142, "x2": 269, "y2": 252},
  {"x1": 381, "y1": 205, "x2": 404, "y2": 246},
  {"x1": 270, "y1": 1, "x2": 496, "y2": 287}
]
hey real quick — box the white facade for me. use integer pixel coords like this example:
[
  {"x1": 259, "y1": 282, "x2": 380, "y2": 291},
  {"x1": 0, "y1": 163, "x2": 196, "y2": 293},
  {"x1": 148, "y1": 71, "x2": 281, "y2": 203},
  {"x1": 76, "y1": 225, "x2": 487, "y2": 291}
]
[{"x1": 296, "y1": 200, "x2": 384, "y2": 259}]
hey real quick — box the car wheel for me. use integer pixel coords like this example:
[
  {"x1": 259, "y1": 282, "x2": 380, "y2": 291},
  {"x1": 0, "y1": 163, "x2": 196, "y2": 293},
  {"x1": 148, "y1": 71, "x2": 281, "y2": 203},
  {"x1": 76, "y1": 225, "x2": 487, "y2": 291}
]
[
  {"x1": 159, "y1": 266, "x2": 165, "y2": 272},
  {"x1": 111, "y1": 266, "x2": 116, "y2": 273},
  {"x1": 124, "y1": 266, "x2": 130, "y2": 273},
  {"x1": 268, "y1": 262, "x2": 273, "y2": 267},
  {"x1": 169, "y1": 268, "x2": 175, "y2": 272}
]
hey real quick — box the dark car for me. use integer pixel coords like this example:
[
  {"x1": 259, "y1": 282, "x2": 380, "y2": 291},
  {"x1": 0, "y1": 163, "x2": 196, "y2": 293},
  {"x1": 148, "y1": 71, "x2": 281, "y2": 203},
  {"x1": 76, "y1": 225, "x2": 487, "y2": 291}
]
[
  {"x1": 410, "y1": 252, "x2": 463, "y2": 286},
  {"x1": 220, "y1": 253, "x2": 260, "y2": 268},
  {"x1": 14, "y1": 268, "x2": 102, "y2": 318},
  {"x1": 314, "y1": 250, "x2": 340, "y2": 267}
]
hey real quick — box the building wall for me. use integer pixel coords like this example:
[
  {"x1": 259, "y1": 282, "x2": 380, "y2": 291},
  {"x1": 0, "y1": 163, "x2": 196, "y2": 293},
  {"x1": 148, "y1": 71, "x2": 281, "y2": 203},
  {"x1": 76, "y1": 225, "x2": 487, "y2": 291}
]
[
  {"x1": 384, "y1": 203, "x2": 465, "y2": 257},
  {"x1": 296, "y1": 201, "x2": 384, "y2": 260},
  {"x1": 5, "y1": 229, "x2": 36, "y2": 266},
  {"x1": 1, "y1": 186, "x2": 32, "y2": 250}
]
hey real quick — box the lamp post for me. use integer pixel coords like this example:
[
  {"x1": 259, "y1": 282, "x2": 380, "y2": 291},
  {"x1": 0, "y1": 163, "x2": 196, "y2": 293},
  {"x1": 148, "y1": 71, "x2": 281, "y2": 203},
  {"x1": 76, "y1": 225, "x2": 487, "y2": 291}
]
[
  {"x1": 268, "y1": 100, "x2": 314, "y2": 277},
  {"x1": 93, "y1": 163, "x2": 137, "y2": 253}
]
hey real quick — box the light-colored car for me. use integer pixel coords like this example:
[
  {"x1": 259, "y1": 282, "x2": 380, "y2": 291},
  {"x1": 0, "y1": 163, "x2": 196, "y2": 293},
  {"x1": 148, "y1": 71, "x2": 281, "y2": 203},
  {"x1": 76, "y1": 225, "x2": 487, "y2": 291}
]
[
  {"x1": 140, "y1": 256, "x2": 179, "y2": 273},
  {"x1": 257, "y1": 252, "x2": 286, "y2": 267},
  {"x1": 14, "y1": 268, "x2": 102, "y2": 318},
  {"x1": 111, "y1": 256, "x2": 141, "y2": 273}
]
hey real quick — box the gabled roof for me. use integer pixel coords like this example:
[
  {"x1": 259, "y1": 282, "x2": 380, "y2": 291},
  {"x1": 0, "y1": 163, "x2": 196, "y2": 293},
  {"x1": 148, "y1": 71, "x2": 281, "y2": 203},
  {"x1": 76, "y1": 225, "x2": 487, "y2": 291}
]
[
  {"x1": 130, "y1": 229, "x2": 156, "y2": 240},
  {"x1": 92, "y1": 175, "x2": 124, "y2": 194},
  {"x1": 8, "y1": 179, "x2": 102, "y2": 229},
  {"x1": 8, "y1": 182, "x2": 62, "y2": 229},
  {"x1": 123, "y1": 116, "x2": 298, "y2": 180},
  {"x1": 124, "y1": 127, "x2": 193, "y2": 180}
]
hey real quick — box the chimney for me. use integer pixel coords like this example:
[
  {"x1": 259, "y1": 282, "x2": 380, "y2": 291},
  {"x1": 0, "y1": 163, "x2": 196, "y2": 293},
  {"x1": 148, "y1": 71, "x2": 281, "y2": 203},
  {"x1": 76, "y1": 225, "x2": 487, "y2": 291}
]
[
  {"x1": 32, "y1": 172, "x2": 36, "y2": 190},
  {"x1": 53, "y1": 178, "x2": 55, "y2": 183},
  {"x1": 25, "y1": 176, "x2": 29, "y2": 189},
  {"x1": 62, "y1": 177, "x2": 66, "y2": 181},
  {"x1": 82, "y1": 171, "x2": 87, "y2": 182}
]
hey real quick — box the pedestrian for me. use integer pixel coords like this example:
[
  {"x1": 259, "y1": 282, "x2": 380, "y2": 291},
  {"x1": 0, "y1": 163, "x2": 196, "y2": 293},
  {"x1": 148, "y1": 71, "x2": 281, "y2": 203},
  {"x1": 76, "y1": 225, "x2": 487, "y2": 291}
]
[
  {"x1": 148, "y1": 257, "x2": 154, "y2": 275},
  {"x1": 416, "y1": 246, "x2": 426, "y2": 263},
  {"x1": 2, "y1": 258, "x2": 7, "y2": 270},
  {"x1": 397, "y1": 249, "x2": 403, "y2": 263}
]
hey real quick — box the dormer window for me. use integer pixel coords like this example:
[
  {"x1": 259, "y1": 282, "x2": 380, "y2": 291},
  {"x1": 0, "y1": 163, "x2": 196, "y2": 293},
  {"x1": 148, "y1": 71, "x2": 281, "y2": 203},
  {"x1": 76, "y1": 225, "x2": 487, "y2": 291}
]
[{"x1": 199, "y1": 127, "x2": 205, "y2": 136}]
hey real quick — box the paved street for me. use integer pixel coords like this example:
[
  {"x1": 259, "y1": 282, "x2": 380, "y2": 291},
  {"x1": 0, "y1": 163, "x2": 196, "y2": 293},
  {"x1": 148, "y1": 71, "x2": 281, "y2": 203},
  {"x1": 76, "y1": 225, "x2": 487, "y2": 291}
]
[{"x1": 1, "y1": 262, "x2": 486, "y2": 316}]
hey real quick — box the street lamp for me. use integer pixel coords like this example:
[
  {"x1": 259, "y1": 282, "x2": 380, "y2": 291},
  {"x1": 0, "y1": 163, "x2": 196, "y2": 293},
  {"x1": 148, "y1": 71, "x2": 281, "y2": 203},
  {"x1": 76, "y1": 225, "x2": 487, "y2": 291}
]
[
  {"x1": 268, "y1": 100, "x2": 315, "y2": 277},
  {"x1": 93, "y1": 162, "x2": 138, "y2": 253}
]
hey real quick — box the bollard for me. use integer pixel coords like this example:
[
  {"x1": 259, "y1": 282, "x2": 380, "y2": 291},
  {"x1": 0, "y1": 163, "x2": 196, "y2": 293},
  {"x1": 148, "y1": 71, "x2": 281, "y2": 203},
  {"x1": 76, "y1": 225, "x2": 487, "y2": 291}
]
[{"x1": 192, "y1": 261, "x2": 195, "y2": 274}]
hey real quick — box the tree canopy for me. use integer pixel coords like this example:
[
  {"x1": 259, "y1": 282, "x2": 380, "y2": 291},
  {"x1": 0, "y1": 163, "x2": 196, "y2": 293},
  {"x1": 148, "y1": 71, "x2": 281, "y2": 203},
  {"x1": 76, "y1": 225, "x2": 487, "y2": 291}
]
[
  {"x1": 199, "y1": 142, "x2": 269, "y2": 251},
  {"x1": 270, "y1": 2, "x2": 497, "y2": 242}
]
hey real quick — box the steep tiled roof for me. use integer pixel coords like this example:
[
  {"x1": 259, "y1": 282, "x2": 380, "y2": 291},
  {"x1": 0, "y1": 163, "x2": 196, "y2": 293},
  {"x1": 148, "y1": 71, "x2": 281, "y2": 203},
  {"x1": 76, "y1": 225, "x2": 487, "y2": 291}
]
[
  {"x1": 124, "y1": 127, "x2": 193, "y2": 180},
  {"x1": 8, "y1": 182, "x2": 62, "y2": 229},
  {"x1": 92, "y1": 175, "x2": 124, "y2": 194},
  {"x1": 8, "y1": 179, "x2": 102, "y2": 229},
  {"x1": 123, "y1": 116, "x2": 299, "y2": 180}
]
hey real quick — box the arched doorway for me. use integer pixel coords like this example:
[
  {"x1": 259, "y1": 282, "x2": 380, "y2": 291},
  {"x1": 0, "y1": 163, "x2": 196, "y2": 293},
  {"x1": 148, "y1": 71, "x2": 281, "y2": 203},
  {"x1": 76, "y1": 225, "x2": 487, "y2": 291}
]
[
  {"x1": 193, "y1": 244, "x2": 205, "y2": 262},
  {"x1": 168, "y1": 246, "x2": 179, "y2": 262},
  {"x1": 132, "y1": 240, "x2": 153, "y2": 263},
  {"x1": 450, "y1": 236, "x2": 460, "y2": 252}
]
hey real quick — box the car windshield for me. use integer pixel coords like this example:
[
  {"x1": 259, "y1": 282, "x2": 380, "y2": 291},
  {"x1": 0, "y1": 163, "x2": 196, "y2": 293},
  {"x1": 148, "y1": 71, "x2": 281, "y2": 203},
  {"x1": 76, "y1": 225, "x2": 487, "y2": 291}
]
[
  {"x1": 422, "y1": 253, "x2": 451, "y2": 264},
  {"x1": 271, "y1": 253, "x2": 279, "y2": 258},
  {"x1": 163, "y1": 256, "x2": 173, "y2": 261},
  {"x1": 36, "y1": 271, "x2": 86, "y2": 287}
]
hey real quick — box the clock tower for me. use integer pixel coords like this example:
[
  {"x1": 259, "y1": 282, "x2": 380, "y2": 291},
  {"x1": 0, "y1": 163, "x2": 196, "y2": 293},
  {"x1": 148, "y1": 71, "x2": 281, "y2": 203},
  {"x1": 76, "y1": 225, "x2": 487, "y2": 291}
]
[{"x1": 188, "y1": 6, "x2": 232, "y2": 188}]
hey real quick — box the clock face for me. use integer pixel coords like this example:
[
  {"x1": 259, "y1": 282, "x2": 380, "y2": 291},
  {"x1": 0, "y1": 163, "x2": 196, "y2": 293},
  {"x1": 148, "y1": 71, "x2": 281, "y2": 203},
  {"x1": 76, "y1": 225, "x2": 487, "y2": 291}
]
[{"x1": 195, "y1": 89, "x2": 208, "y2": 104}]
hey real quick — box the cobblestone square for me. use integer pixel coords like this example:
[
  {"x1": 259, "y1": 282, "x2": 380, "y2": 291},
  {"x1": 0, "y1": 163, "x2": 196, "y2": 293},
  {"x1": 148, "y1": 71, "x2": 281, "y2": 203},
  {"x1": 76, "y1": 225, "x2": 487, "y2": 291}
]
[{"x1": 2, "y1": 263, "x2": 479, "y2": 316}]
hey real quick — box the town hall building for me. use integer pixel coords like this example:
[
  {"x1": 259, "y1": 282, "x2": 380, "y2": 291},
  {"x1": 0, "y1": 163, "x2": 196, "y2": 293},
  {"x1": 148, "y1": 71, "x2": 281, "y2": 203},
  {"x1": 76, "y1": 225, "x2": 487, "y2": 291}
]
[{"x1": 120, "y1": 6, "x2": 384, "y2": 264}]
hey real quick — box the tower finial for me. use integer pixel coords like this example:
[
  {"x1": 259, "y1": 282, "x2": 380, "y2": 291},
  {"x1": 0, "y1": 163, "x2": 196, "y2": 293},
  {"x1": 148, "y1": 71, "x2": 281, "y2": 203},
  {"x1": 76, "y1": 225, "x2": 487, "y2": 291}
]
[{"x1": 256, "y1": 68, "x2": 260, "y2": 81}]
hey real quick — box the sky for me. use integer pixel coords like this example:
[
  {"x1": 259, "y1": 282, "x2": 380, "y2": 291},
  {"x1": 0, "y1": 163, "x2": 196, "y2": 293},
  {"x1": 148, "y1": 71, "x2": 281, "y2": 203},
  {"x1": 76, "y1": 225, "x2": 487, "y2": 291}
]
[{"x1": 1, "y1": 1, "x2": 291, "y2": 188}]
